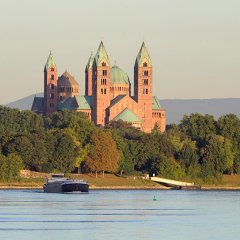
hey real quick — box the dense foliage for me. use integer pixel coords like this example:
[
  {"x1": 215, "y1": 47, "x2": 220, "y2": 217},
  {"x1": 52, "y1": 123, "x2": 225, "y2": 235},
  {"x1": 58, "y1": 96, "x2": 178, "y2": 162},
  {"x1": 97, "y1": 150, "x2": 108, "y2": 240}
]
[{"x1": 1, "y1": 105, "x2": 240, "y2": 182}]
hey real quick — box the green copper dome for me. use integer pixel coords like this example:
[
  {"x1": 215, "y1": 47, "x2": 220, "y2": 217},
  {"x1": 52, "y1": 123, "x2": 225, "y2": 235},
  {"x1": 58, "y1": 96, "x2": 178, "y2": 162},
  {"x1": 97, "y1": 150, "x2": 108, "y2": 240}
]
[
  {"x1": 94, "y1": 41, "x2": 110, "y2": 66},
  {"x1": 135, "y1": 42, "x2": 152, "y2": 67},
  {"x1": 45, "y1": 51, "x2": 56, "y2": 70},
  {"x1": 110, "y1": 65, "x2": 130, "y2": 85}
]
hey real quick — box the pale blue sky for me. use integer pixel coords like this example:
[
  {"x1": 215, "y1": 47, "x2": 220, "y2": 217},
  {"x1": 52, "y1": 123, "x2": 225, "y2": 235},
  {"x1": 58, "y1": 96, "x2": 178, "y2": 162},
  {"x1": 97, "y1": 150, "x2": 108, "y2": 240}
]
[{"x1": 0, "y1": 0, "x2": 239, "y2": 104}]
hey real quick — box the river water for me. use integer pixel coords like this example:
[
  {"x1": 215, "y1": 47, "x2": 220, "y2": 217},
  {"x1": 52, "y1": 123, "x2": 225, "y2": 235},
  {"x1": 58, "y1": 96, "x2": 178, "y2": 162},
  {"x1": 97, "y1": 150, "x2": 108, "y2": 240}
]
[{"x1": 0, "y1": 190, "x2": 239, "y2": 240}]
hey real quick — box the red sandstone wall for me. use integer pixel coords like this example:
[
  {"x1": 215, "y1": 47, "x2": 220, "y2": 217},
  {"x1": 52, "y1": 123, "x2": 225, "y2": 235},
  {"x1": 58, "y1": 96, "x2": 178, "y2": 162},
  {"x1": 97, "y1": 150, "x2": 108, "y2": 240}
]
[{"x1": 44, "y1": 65, "x2": 58, "y2": 116}]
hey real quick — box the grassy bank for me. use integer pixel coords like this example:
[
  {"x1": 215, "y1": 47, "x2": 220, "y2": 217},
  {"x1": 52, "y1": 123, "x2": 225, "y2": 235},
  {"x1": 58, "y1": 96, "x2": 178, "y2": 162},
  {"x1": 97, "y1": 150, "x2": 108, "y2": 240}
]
[{"x1": 1, "y1": 173, "x2": 240, "y2": 190}]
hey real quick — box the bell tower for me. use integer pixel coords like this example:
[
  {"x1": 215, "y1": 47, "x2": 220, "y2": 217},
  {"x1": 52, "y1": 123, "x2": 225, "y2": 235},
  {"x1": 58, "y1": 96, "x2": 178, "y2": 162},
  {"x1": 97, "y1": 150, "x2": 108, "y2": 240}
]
[
  {"x1": 134, "y1": 42, "x2": 153, "y2": 132},
  {"x1": 92, "y1": 41, "x2": 111, "y2": 126},
  {"x1": 44, "y1": 52, "x2": 58, "y2": 116},
  {"x1": 85, "y1": 52, "x2": 94, "y2": 96}
]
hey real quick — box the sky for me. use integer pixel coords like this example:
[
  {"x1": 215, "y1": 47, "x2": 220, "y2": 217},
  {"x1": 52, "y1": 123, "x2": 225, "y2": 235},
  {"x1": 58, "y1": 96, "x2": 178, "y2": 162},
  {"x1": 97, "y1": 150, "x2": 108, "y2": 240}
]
[{"x1": 0, "y1": 0, "x2": 239, "y2": 105}]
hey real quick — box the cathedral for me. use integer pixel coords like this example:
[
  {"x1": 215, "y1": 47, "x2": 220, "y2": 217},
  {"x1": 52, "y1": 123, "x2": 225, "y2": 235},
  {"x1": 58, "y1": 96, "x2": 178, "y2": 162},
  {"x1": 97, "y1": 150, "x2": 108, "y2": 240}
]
[{"x1": 31, "y1": 41, "x2": 166, "y2": 133}]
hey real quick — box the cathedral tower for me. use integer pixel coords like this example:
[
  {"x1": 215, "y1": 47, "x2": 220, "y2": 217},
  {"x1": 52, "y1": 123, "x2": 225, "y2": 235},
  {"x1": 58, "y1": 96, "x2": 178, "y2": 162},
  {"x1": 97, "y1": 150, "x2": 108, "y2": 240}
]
[
  {"x1": 134, "y1": 42, "x2": 153, "y2": 132},
  {"x1": 44, "y1": 52, "x2": 58, "y2": 116},
  {"x1": 85, "y1": 52, "x2": 94, "y2": 96},
  {"x1": 92, "y1": 41, "x2": 111, "y2": 126}
]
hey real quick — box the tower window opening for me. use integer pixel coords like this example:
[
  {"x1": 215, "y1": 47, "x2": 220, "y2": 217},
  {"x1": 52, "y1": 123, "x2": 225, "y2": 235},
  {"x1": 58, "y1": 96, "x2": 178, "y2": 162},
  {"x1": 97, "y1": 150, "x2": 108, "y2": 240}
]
[
  {"x1": 102, "y1": 70, "x2": 107, "y2": 76},
  {"x1": 50, "y1": 75, "x2": 54, "y2": 80},
  {"x1": 143, "y1": 71, "x2": 148, "y2": 76},
  {"x1": 143, "y1": 79, "x2": 148, "y2": 85},
  {"x1": 104, "y1": 88, "x2": 106, "y2": 94},
  {"x1": 146, "y1": 89, "x2": 148, "y2": 94},
  {"x1": 102, "y1": 62, "x2": 106, "y2": 66},
  {"x1": 143, "y1": 62, "x2": 147, "y2": 67},
  {"x1": 101, "y1": 88, "x2": 103, "y2": 94}
]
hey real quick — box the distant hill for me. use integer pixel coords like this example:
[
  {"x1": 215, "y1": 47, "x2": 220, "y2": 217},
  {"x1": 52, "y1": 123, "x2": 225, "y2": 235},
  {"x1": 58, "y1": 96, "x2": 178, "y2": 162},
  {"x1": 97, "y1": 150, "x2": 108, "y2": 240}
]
[
  {"x1": 6, "y1": 93, "x2": 43, "y2": 111},
  {"x1": 4, "y1": 94, "x2": 240, "y2": 124},
  {"x1": 161, "y1": 99, "x2": 240, "y2": 124}
]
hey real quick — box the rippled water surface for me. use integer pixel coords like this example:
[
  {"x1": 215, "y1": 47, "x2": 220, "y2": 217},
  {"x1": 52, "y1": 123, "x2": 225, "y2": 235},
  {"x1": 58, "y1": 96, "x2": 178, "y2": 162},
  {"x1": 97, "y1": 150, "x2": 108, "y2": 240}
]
[{"x1": 0, "y1": 190, "x2": 239, "y2": 240}]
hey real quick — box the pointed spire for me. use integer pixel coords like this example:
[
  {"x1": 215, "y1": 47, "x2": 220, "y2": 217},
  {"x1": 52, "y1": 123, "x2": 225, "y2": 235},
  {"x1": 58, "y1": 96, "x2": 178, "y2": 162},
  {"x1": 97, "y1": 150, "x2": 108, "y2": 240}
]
[
  {"x1": 86, "y1": 51, "x2": 95, "y2": 70},
  {"x1": 94, "y1": 41, "x2": 110, "y2": 66},
  {"x1": 45, "y1": 51, "x2": 56, "y2": 70},
  {"x1": 135, "y1": 42, "x2": 152, "y2": 67}
]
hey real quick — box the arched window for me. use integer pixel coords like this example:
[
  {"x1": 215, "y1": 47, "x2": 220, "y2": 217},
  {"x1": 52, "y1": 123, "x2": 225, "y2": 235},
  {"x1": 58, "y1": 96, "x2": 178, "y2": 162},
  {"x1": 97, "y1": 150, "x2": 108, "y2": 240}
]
[
  {"x1": 143, "y1": 62, "x2": 147, "y2": 67},
  {"x1": 51, "y1": 68, "x2": 54, "y2": 72},
  {"x1": 143, "y1": 71, "x2": 148, "y2": 76},
  {"x1": 104, "y1": 88, "x2": 106, "y2": 94},
  {"x1": 143, "y1": 79, "x2": 148, "y2": 85},
  {"x1": 146, "y1": 89, "x2": 148, "y2": 94},
  {"x1": 102, "y1": 62, "x2": 106, "y2": 66}
]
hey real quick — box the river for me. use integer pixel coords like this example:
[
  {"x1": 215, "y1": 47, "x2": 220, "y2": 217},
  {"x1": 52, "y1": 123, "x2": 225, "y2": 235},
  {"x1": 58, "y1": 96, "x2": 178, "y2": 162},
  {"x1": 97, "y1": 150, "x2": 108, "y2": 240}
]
[{"x1": 0, "y1": 190, "x2": 239, "y2": 240}]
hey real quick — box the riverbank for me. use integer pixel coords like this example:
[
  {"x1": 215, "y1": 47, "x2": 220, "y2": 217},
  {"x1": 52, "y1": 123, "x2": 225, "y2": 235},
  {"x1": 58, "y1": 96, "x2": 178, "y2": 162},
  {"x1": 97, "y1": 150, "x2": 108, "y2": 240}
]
[{"x1": 1, "y1": 173, "x2": 240, "y2": 190}]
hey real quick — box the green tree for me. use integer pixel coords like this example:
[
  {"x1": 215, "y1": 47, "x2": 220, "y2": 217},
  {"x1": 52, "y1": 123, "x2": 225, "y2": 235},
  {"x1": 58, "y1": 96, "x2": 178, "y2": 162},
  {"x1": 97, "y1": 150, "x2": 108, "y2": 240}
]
[
  {"x1": 217, "y1": 114, "x2": 240, "y2": 173},
  {"x1": 180, "y1": 114, "x2": 216, "y2": 144},
  {"x1": 151, "y1": 154, "x2": 185, "y2": 180},
  {"x1": 200, "y1": 134, "x2": 234, "y2": 178},
  {"x1": 0, "y1": 153, "x2": 23, "y2": 181},
  {"x1": 46, "y1": 110, "x2": 94, "y2": 145},
  {"x1": 50, "y1": 130, "x2": 78, "y2": 173},
  {"x1": 5, "y1": 134, "x2": 34, "y2": 169}
]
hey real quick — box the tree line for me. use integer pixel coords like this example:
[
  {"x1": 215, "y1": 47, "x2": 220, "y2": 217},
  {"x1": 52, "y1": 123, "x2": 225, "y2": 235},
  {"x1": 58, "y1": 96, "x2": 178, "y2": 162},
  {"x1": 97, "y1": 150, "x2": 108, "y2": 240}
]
[{"x1": 0, "y1": 105, "x2": 240, "y2": 182}]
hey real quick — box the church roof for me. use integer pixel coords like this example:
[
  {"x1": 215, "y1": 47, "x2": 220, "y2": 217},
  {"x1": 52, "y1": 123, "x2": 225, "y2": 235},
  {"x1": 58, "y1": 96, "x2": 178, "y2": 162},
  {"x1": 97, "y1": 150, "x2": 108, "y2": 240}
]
[
  {"x1": 111, "y1": 65, "x2": 130, "y2": 85},
  {"x1": 152, "y1": 96, "x2": 162, "y2": 110},
  {"x1": 135, "y1": 42, "x2": 152, "y2": 67},
  {"x1": 75, "y1": 96, "x2": 92, "y2": 110},
  {"x1": 58, "y1": 96, "x2": 92, "y2": 111},
  {"x1": 57, "y1": 97, "x2": 74, "y2": 110},
  {"x1": 94, "y1": 41, "x2": 110, "y2": 66},
  {"x1": 113, "y1": 108, "x2": 142, "y2": 122},
  {"x1": 58, "y1": 70, "x2": 79, "y2": 87},
  {"x1": 31, "y1": 97, "x2": 44, "y2": 114},
  {"x1": 86, "y1": 52, "x2": 94, "y2": 70},
  {"x1": 110, "y1": 95, "x2": 126, "y2": 108},
  {"x1": 45, "y1": 51, "x2": 56, "y2": 70}
]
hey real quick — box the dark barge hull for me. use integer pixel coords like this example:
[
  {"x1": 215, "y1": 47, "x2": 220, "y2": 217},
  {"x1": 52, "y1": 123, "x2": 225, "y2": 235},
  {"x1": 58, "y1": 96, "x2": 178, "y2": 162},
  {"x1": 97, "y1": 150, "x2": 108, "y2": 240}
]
[
  {"x1": 44, "y1": 181, "x2": 89, "y2": 193},
  {"x1": 62, "y1": 183, "x2": 89, "y2": 193}
]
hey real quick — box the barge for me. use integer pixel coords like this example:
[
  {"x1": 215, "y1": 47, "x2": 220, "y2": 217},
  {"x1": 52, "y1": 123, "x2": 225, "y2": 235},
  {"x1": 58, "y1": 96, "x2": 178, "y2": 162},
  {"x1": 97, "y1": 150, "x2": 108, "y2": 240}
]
[{"x1": 43, "y1": 174, "x2": 89, "y2": 193}]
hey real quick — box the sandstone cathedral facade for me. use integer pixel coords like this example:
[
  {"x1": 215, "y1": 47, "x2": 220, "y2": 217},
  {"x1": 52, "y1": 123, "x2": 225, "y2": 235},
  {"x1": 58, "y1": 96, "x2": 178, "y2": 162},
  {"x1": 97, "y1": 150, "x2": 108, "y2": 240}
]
[{"x1": 32, "y1": 42, "x2": 166, "y2": 132}]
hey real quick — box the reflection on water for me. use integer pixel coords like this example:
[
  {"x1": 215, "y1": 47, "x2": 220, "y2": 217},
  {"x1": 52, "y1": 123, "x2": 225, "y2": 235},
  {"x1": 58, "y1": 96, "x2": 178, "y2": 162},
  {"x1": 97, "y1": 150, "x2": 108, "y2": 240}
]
[{"x1": 0, "y1": 190, "x2": 239, "y2": 240}]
